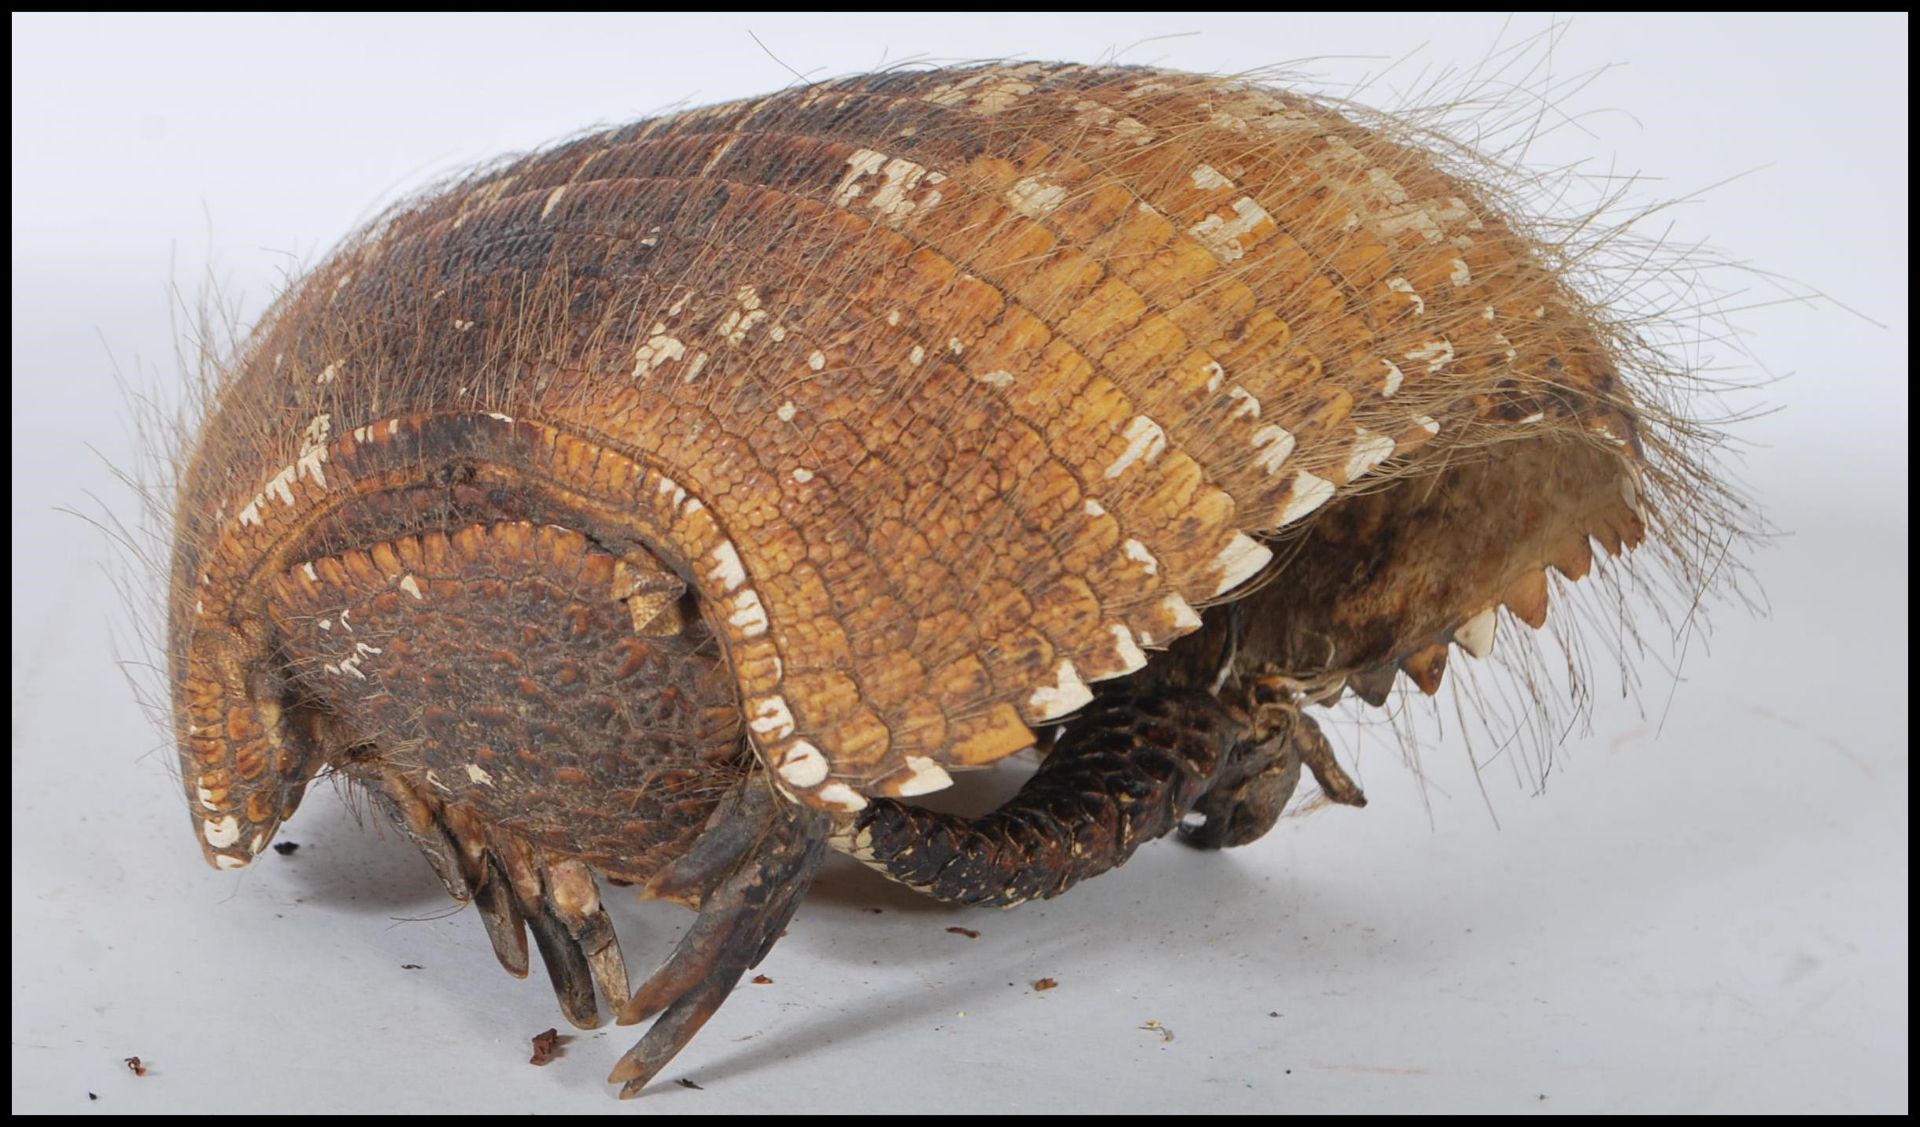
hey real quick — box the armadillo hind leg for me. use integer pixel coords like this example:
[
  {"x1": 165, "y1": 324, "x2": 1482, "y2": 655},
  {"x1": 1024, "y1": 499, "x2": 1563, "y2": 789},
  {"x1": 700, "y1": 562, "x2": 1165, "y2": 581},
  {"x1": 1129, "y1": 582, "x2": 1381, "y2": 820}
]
[
  {"x1": 1175, "y1": 704, "x2": 1368, "y2": 850},
  {"x1": 608, "y1": 777, "x2": 830, "y2": 1097},
  {"x1": 834, "y1": 690, "x2": 1247, "y2": 908}
]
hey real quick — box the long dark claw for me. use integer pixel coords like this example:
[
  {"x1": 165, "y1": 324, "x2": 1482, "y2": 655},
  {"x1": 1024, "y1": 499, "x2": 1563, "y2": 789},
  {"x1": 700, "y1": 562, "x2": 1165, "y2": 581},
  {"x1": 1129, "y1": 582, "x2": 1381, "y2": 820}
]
[
  {"x1": 474, "y1": 856, "x2": 531, "y2": 978},
  {"x1": 1295, "y1": 712, "x2": 1367, "y2": 808},
  {"x1": 609, "y1": 779, "x2": 830, "y2": 1095},
  {"x1": 369, "y1": 770, "x2": 471, "y2": 899},
  {"x1": 544, "y1": 860, "x2": 631, "y2": 1012},
  {"x1": 524, "y1": 893, "x2": 602, "y2": 1029}
]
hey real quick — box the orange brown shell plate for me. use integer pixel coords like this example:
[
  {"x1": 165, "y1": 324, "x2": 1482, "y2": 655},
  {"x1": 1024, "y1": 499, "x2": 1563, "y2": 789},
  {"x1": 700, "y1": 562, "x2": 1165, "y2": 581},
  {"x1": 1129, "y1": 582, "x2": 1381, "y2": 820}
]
[{"x1": 171, "y1": 62, "x2": 1648, "y2": 812}]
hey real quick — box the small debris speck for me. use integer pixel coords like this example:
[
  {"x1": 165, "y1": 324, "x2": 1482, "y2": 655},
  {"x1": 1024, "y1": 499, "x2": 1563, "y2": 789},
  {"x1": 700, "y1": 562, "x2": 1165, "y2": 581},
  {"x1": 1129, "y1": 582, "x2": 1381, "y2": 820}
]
[
  {"x1": 88, "y1": 1093, "x2": 98, "y2": 1101},
  {"x1": 1268, "y1": 1011, "x2": 1281, "y2": 1018},
  {"x1": 123, "y1": 1057, "x2": 147, "y2": 1077},
  {"x1": 864, "y1": 907, "x2": 884, "y2": 914},
  {"x1": 946, "y1": 926, "x2": 981, "y2": 939},
  {"x1": 751, "y1": 974, "x2": 773, "y2": 985},
  {"x1": 676, "y1": 1078, "x2": 704, "y2": 1091},
  {"x1": 529, "y1": 1028, "x2": 561, "y2": 1066},
  {"x1": 1032, "y1": 977, "x2": 1059, "y2": 992},
  {"x1": 272, "y1": 841, "x2": 300, "y2": 855},
  {"x1": 1140, "y1": 1020, "x2": 1174, "y2": 1043},
  {"x1": 401, "y1": 963, "x2": 423, "y2": 971}
]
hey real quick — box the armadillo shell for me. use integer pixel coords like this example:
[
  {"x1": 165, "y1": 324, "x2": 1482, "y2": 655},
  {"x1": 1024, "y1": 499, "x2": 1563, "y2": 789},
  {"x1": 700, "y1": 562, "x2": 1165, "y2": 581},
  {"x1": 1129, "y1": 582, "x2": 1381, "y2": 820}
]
[{"x1": 173, "y1": 63, "x2": 1648, "y2": 810}]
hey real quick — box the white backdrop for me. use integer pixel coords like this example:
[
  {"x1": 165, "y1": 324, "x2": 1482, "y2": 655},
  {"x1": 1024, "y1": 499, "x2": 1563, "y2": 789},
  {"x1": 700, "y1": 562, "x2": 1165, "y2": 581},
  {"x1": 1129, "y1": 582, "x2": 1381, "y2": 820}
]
[{"x1": 12, "y1": 13, "x2": 1908, "y2": 1114}]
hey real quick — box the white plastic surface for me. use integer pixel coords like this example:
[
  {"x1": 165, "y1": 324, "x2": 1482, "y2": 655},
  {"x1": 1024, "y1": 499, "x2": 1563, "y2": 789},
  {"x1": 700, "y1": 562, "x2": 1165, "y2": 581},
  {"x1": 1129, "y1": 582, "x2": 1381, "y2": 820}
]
[{"x1": 11, "y1": 13, "x2": 1908, "y2": 1114}]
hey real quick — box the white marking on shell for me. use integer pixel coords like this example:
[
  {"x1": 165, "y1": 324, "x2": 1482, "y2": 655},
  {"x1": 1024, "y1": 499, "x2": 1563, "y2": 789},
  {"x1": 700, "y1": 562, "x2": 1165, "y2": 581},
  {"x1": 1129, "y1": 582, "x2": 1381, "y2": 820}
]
[
  {"x1": 1415, "y1": 415, "x2": 1441, "y2": 436},
  {"x1": 353, "y1": 425, "x2": 374, "y2": 443},
  {"x1": 316, "y1": 618, "x2": 330, "y2": 631},
  {"x1": 1203, "y1": 361, "x2": 1226, "y2": 393},
  {"x1": 948, "y1": 337, "x2": 965, "y2": 356},
  {"x1": 1103, "y1": 416, "x2": 1167, "y2": 479},
  {"x1": 808, "y1": 350, "x2": 827, "y2": 371},
  {"x1": 1278, "y1": 472, "x2": 1336, "y2": 525},
  {"x1": 830, "y1": 148, "x2": 888, "y2": 206},
  {"x1": 1190, "y1": 163, "x2": 1233, "y2": 190},
  {"x1": 1209, "y1": 533, "x2": 1273, "y2": 596},
  {"x1": 749, "y1": 696, "x2": 797, "y2": 742},
  {"x1": 215, "y1": 854, "x2": 248, "y2": 870},
  {"x1": 339, "y1": 609, "x2": 352, "y2": 630},
  {"x1": 1188, "y1": 197, "x2": 1271, "y2": 262},
  {"x1": 262, "y1": 468, "x2": 296, "y2": 508},
  {"x1": 202, "y1": 815, "x2": 241, "y2": 848},
  {"x1": 1227, "y1": 386, "x2": 1261, "y2": 420},
  {"x1": 1121, "y1": 538, "x2": 1159, "y2": 575},
  {"x1": 1405, "y1": 338, "x2": 1454, "y2": 374},
  {"x1": 814, "y1": 782, "x2": 868, "y2": 812},
  {"x1": 1519, "y1": 412, "x2": 1546, "y2": 424},
  {"x1": 1344, "y1": 430, "x2": 1397, "y2": 481},
  {"x1": 1455, "y1": 608, "x2": 1497, "y2": 658},
  {"x1": 769, "y1": 324, "x2": 787, "y2": 342},
  {"x1": 1590, "y1": 421, "x2": 1631, "y2": 447},
  {"x1": 355, "y1": 642, "x2": 382, "y2": 657},
  {"x1": 1621, "y1": 473, "x2": 1645, "y2": 519},
  {"x1": 301, "y1": 562, "x2": 318, "y2": 581},
  {"x1": 776, "y1": 400, "x2": 797, "y2": 422},
  {"x1": 716, "y1": 307, "x2": 767, "y2": 345},
  {"x1": 249, "y1": 833, "x2": 269, "y2": 855},
  {"x1": 886, "y1": 309, "x2": 902, "y2": 326},
  {"x1": 791, "y1": 467, "x2": 814, "y2": 484},
  {"x1": 466, "y1": 763, "x2": 495, "y2": 787},
  {"x1": 683, "y1": 352, "x2": 709, "y2": 382},
  {"x1": 895, "y1": 755, "x2": 953, "y2": 797},
  {"x1": 1449, "y1": 258, "x2": 1472, "y2": 287},
  {"x1": 868, "y1": 156, "x2": 942, "y2": 220},
  {"x1": 398, "y1": 574, "x2": 423, "y2": 600},
  {"x1": 1385, "y1": 276, "x2": 1425, "y2": 316},
  {"x1": 1082, "y1": 498, "x2": 1107, "y2": 518},
  {"x1": 317, "y1": 360, "x2": 341, "y2": 384},
  {"x1": 1026, "y1": 659, "x2": 1093, "y2": 721},
  {"x1": 728, "y1": 588, "x2": 770, "y2": 638},
  {"x1": 1495, "y1": 333, "x2": 1517, "y2": 362},
  {"x1": 776, "y1": 741, "x2": 830, "y2": 788},
  {"x1": 540, "y1": 184, "x2": 567, "y2": 219},
  {"x1": 1005, "y1": 176, "x2": 1069, "y2": 218},
  {"x1": 908, "y1": 345, "x2": 926, "y2": 366},
  {"x1": 1380, "y1": 359, "x2": 1405, "y2": 396},
  {"x1": 977, "y1": 369, "x2": 1015, "y2": 388},
  {"x1": 1374, "y1": 195, "x2": 1479, "y2": 244},
  {"x1": 705, "y1": 542, "x2": 747, "y2": 593},
  {"x1": 425, "y1": 769, "x2": 448, "y2": 792},
  {"x1": 335, "y1": 654, "x2": 367, "y2": 680},
  {"x1": 387, "y1": 420, "x2": 399, "y2": 436},
  {"x1": 1140, "y1": 593, "x2": 1204, "y2": 647},
  {"x1": 1104, "y1": 623, "x2": 1149, "y2": 675},
  {"x1": 1250, "y1": 424, "x2": 1295, "y2": 475},
  {"x1": 196, "y1": 785, "x2": 218, "y2": 810},
  {"x1": 631, "y1": 334, "x2": 686, "y2": 376},
  {"x1": 485, "y1": 412, "x2": 514, "y2": 423}
]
